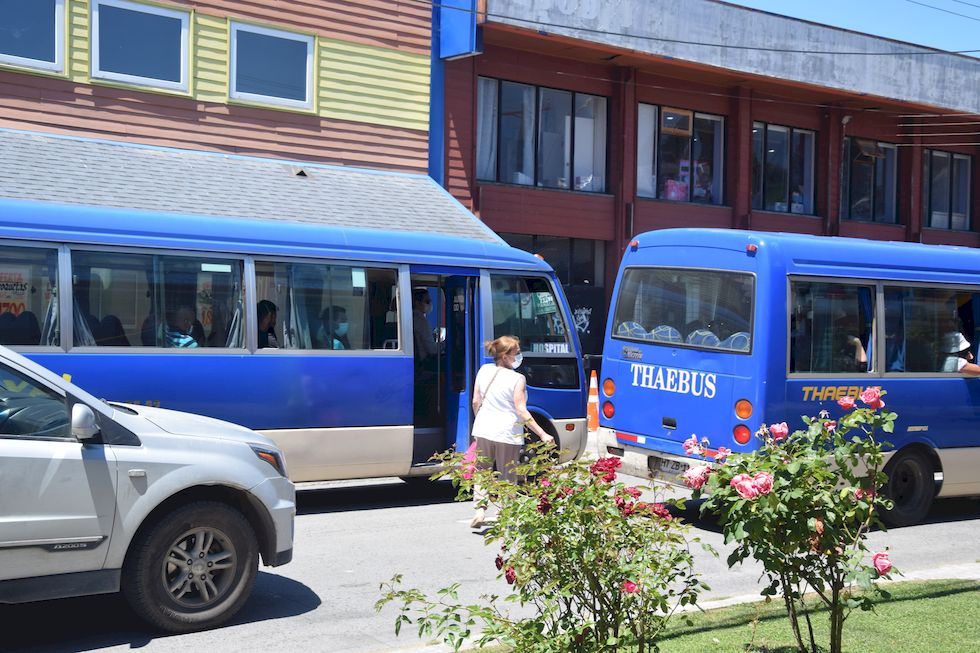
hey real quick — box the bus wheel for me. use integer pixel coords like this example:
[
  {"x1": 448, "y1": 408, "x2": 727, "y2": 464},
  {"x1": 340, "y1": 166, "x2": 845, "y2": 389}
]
[
  {"x1": 122, "y1": 501, "x2": 258, "y2": 633},
  {"x1": 881, "y1": 450, "x2": 935, "y2": 527}
]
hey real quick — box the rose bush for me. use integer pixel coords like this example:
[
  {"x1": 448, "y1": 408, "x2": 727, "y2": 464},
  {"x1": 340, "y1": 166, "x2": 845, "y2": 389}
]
[
  {"x1": 377, "y1": 446, "x2": 711, "y2": 653},
  {"x1": 688, "y1": 387, "x2": 899, "y2": 653}
]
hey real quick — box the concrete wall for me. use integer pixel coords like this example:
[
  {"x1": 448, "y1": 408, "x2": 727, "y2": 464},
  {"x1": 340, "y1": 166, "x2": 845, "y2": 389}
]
[{"x1": 488, "y1": 0, "x2": 980, "y2": 115}]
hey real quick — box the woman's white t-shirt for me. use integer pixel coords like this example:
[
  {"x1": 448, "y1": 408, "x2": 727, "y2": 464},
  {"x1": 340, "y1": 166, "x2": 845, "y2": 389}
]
[{"x1": 472, "y1": 363, "x2": 523, "y2": 445}]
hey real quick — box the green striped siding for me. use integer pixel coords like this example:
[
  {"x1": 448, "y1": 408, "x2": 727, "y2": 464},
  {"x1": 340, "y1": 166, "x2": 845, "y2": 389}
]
[
  {"x1": 319, "y1": 38, "x2": 430, "y2": 132},
  {"x1": 67, "y1": 0, "x2": 90, "y2": 82},
  {"x1": 194, "y1": 13, "x2": 228, "y2": 103},
  {"x1": 53, "y1": 2, "x2": 431, "y2": 133}
]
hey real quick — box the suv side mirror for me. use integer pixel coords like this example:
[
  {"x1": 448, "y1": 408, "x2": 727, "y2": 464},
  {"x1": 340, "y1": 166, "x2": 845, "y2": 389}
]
[{"x1": 71, "y1": 403, "x2": 100, "y2": 441}]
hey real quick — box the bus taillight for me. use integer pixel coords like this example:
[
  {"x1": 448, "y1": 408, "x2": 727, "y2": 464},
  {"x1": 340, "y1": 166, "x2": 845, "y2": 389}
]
[
  {"x1": 733, "y1": 425, "x2": 751, "y2": 444},
  {"x1": 602, "y1": 378, "x2": 616, "y2": 396},
  {"x1": 602, "y1": 401, "x2": 615, "y2": 418},
  {"x1": 735, "y1": 399, "x2": 753, "y2": 419}
]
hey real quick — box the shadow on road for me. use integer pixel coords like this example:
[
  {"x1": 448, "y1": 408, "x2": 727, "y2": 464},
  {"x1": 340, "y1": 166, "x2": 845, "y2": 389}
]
[
  {"x1": 0, "y1": 571, "x2": 320, "y2": 653},
  {"x1": 297, "y1": 478, "x2": 460, "y2": 515}
]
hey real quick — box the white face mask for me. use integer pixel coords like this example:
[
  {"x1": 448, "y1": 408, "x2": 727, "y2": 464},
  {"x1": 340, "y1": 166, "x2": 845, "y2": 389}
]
[
  {"x1": 335, "y1": 322, "x2": 349, "y2": 337},
  {"x1": 511, "y1": 352, "x2": 524, "y2": 370}
]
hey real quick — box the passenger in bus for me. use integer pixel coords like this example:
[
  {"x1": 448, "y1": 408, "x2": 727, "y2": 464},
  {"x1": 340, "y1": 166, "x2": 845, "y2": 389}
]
[
  {"x1": 97, "y1": 314, "x2": 129, "y2": 346},
  {"x1": 942, "y1": 331, "x2": 980, "y2": 375},
  {"x1": 413, "y1": 289, "x2": 438, "y2": 362},
  {"x1": 469, "y1": 336, "x2": 555, "y2": 529},
  {"x1": 317, "y1": 306, "x2": 351, "y2": 350},
  {"x1": 163, "y1": 306, "x2": 200, "y2": 348},
  {"x1": 832, "y1": 314, "x2": 868, "y2": 372},
  {"x1": 257, "y1": 300, "x2": 278, "y2": 348}
]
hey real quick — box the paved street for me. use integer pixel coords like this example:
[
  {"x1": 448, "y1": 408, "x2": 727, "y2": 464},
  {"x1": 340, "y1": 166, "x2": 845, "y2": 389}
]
[{"x1": 2, "y1": 476, "x2": 979, "y2": 653}]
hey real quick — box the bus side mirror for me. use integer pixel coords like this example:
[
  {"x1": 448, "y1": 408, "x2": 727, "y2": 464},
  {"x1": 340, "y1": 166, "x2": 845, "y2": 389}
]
[{"x1": 71, "y1": 404, "x2": 100, "y2": 441}]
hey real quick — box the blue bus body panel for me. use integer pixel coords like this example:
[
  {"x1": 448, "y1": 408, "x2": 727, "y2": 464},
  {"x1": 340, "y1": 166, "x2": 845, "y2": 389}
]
[
  {"x1": 603, "y1": 228, "x2": 980, "y2": 457},
  {"x1": 31, "y1": 353, "x2": 414, "y2": 429}
]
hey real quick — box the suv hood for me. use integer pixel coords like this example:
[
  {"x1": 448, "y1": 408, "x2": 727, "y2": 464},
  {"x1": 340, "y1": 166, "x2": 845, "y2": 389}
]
[{"x1": 110, "y1": 403, "x2": 278, "y2": 449}]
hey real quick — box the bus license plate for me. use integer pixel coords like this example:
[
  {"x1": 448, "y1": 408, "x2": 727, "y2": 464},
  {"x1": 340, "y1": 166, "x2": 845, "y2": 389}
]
[{"x1": 651, "y1": 457, "x2": 689, "y2": 477}]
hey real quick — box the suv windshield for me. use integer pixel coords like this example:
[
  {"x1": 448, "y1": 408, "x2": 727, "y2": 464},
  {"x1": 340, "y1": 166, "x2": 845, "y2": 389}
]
[{"x1": 612, "y1": 267, "x2": 754, "y2": 353}]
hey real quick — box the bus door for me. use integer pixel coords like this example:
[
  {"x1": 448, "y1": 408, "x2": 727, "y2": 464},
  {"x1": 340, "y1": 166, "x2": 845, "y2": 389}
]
[{"x1": 409, "y1": 270, "x2": 479, "y2": 466}]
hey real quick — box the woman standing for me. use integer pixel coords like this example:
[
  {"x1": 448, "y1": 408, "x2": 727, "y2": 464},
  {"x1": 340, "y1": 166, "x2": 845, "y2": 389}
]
[{"x1": 469, "y1": 335, "x2": 555, "y2": 528}]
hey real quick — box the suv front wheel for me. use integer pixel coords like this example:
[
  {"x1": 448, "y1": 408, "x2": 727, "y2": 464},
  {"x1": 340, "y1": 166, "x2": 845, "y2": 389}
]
[{"x1": 122, "y1": 501, "x2": 259, "y2": 632}]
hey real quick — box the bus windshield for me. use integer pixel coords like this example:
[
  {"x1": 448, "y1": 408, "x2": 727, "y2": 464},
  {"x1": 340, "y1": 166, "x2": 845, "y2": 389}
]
[{"x1": 612, "y1": 267, "x2": 754, "y2": 352}]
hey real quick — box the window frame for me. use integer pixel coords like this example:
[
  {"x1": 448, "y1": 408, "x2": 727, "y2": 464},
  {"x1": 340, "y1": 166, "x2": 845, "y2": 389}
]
[
  {"x1": 90, "y1": 0, "x2": 190, "y2": 92},
  {"x1": 65, "y1": 244, "x2": 246, "y2": 352},
  {"x1": 636, "y1": 103, "x2": 726, "y2": 205},
  {"x1": 923, "y1": 149, "x2": 972, "y2": 231},
  {"x1": 752, "y1": 121, "x2": 816, "y2": 215},
  {"x1": 250, "y1": 255, "x2": 403, "y2": 355},
  {"x1": 0, "y1": 0, "x2": 65, "y2": 73},
  {"x1": 229, "y1": 21, "x2": 315, "y2": 111},
  {"x1": 0, "y1": 239, "x2": 62, "y2": 351},
  {"x1": 842, "y1": 137, "x2": 898, "y2": 224},
  {"x1": 476, "y1": 76, "x2": 609, "y2": 194}
]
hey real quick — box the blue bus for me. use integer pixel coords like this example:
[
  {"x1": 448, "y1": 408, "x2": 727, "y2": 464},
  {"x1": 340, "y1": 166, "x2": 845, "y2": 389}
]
[
  {"x1": 599, "y1": 228, "x2": 980, "y2": 526},
  {"x1": 0, "y1": 198, "x2": 587, "y2": 482}
]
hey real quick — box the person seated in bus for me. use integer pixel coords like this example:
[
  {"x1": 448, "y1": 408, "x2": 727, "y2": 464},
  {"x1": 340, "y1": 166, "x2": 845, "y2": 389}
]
[
  {"x1": 257, "y1": 299, "x2": 278, "y2": 348},
  {"x1": 942, "y1": 331, "x2": 980, "y2": 376},
  {"x1": 162, "y1": 306, "x2": 199, "y2": 348},
  {"x1": 97, "y1": 314, "x2": 129, "y2": 346},
  {"x1": 832, "y1": 314, "x2": 867, "y2": 372},
  {"x1": 413, "y1": 288, "x2": 438, "y2": 363},
  {"x1": 317, "y1": 305, "x2": 351, "y2": 350}
]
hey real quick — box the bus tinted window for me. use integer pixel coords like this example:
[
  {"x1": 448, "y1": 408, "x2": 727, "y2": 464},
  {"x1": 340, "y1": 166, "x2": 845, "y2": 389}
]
[
  {"x1": 0, "y1": 245, "x2": 58, "y2": 347},
  {"x1": 884, "y1": 287, "x2": 978, "y2": 373},
  {"x1": 71, "y1": 250, "x2": 244, "y2": 348},
  {"x1": 255, "y1": 261, "x2": 397, "y2": 350},
  {"x1": 790, "y1": 281, "x2": 874, "y2": 374},
  {"x1": 491, "y1": 275, "x2": 570, "y2": 353},
  {"x1": 612, "y1": 268, "x2": 753, "y2": 352}
]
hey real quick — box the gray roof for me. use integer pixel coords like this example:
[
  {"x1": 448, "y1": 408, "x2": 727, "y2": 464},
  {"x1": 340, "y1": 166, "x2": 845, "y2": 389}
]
[{"x1": 0, "y1": 129, "x2": 502, "y2": 244}]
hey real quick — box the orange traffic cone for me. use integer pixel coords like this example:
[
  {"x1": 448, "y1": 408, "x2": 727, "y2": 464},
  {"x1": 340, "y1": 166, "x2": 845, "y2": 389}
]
[{"x1": 587, "y1": 370, "x2": 599, "y2": 432}]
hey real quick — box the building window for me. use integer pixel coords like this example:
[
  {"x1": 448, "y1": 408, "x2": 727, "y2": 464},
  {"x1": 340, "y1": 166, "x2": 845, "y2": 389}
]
[
  {"x1": 841, "y1": 138, "x2": 897, "y2": 223},
  {"x1": 230, "y1": 22, "x2": 314, "y2": 110},
  {"x1": 476, "y1": 77, "x2": 607, "y2": 193},
  {"x1": 636, "y1": 104, "x2": 724, "y2": 205},
  {"x1": 91, "y1": 0, "x2": 189, "y2": 92},
  {"x1": 0, "y1": 0, "x2": 64, "y2": 72},
  {"x1": 751, "y1": 122, "x2": 815, "y2": 214},
  {"x1": 923, "y1": 150, "x2": 972, "y2": 230}
]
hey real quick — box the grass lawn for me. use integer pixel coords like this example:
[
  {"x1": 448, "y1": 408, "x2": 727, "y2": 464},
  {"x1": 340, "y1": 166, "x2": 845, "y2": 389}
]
[{"x1": 461, "y1": 579, "x2": 980, "y2": 652}]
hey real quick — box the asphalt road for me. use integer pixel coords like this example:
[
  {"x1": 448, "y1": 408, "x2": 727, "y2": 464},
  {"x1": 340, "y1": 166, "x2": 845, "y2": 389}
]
[{"x1": 3, "y1": 476, "x2": 979, "y2": 653}]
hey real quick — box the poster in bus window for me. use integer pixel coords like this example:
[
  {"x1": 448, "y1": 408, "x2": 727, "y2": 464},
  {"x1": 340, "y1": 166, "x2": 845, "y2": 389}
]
[{"x1": 0, "y1": 266, "x2": 30, "y2": 316}]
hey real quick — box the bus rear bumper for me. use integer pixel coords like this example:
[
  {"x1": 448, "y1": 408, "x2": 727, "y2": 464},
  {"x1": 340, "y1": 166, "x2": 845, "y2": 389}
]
[
  {"x1": 553, "y1": 418, "x2": 587, "y2": 463},
  {"x1": 597, "y1": 427, "x2": 694, "y2": 487}
]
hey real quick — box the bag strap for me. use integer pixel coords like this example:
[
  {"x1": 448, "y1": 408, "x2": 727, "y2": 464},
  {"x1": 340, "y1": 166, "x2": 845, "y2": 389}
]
[{"x1": 484, "y1": 367, "x2": 501, "y2": 394}]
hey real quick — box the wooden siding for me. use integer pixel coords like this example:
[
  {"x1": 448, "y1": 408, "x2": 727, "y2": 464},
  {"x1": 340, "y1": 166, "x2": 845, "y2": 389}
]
[
  {"x1": 0, "y1": 70, "x2": 428, "y2": 173},
  {"x1": 193, "y1": 12, "x2": 228, "y2": 104},
  {"x1": 478, "y1": 185, "x2": 616, "y2": 241},
  {"x1": 181, "y1": 0, "x2": 431, "y2": 55},
  {"x1": 67, "y1": 0, "x2": 90, "y2": 83},
  {"x1": 319, "y1": 38, "x2": 429, "y2": 132}
]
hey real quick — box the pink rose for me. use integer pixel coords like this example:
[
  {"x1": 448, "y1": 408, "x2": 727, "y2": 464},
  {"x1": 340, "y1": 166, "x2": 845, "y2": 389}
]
[
  {"x1": 824, "y1": 420, "x2": 837, "y2": 432},
  {"x1": 621, "y1": 580, "x2": 639, "y2": 593},
  {"x1": 540, "y1": 478, "x2": 552, "y2": 487},
  {"x1": 649, "y1": 503, "x2": 672, "y2": 521},
  {"x1": 625, "y1": 486, "x2": 642, "y2": 499},
  {"x1": 838, "y1": 395, "x2": 856, "y2": 410},
  {"x1": 855, "y1": 487, "x2": 876, "y2": 501},
  {"x1": 462, "y1": 469, "x2": 474, "y2": 480},
  {"x1": 682, "y1": 463, "x2": 712, "y2": 489},
  {"x1": 731, "y1": 473, "x2": 759, "y2": 499},
  {"x1": 714, "y1": 447, "x2": 732, "y2": 463},
  {"x1": 494, "y1": 554, "x2": 504, "y2": 570},
  {"x1": 769, "y1": 422, "x2": 789, "y2": 442},
  {"x1": 505, "y1": 566, "x2": 517, "y2": 584},
  {"x1": 860, "y1": 386, "x2": 885, "y2": 410},
  {"x1": 682, "y1": 435, "x2": 702, "y2": 456},
  {"x1": 537, "y1": 494, "x2": 552, "y2": 514},
  {"x1": 590, "y1": 457, "x2": 622, "y2": 483},
  {"x1": 872, "y1": 552, "x2": 892, "y2": 576},
  {"x1": 752, "y1": 471, "x2": 774, "y2": 495}
]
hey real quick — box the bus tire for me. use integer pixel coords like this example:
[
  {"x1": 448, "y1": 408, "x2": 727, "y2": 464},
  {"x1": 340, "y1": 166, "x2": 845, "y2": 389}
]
[
  {"x1": 880, "y1": 450, "x2": 935, "y2": 527},
  {"x1": 122, "y1": 501, "x2": 258, "y2": 633}
]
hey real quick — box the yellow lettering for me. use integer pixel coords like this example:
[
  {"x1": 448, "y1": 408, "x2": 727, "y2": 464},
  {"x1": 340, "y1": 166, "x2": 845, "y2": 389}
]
[
  {"x1": 849, "y1": 386, "x2": 861, "y2": 398},
  {"x1": 802, "y1": 386, "x2": 815, "y2": 401},
  {"x1": 817, "y1": 387, "x2": 833, "y2": 401}
]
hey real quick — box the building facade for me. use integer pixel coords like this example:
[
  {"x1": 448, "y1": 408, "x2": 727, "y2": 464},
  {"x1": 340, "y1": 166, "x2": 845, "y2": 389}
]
[
  {"x1": 0, "y1": 0, "x2": 432, "y2": 171},
  {"x1": 436, "y1": 0, "x2": 980, "y2": 356}
]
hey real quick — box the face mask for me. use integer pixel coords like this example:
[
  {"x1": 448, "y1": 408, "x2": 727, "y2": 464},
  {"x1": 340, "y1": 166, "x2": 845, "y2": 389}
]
[
  {"x1": 511, "y1": 352, "x2": 523, "y2": 370},
  {"x1": 335, "y1": 322, "x2": 349, "y2": 337}
]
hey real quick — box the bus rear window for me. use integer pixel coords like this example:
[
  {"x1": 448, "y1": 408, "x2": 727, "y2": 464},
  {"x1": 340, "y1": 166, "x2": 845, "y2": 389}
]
[{"x1": 612, "y1": 267, "x2": 753, "y2": 352}]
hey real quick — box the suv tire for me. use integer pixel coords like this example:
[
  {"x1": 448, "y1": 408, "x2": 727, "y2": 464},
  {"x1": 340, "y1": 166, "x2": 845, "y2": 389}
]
[{"x1": 122, "y1": 501, "x2": 258, "y2": 632}]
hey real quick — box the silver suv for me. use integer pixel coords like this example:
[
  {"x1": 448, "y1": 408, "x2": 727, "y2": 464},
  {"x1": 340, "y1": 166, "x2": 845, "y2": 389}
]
[{"x1": 0, "y1": 345, "x2": 295, "y2": 632}]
